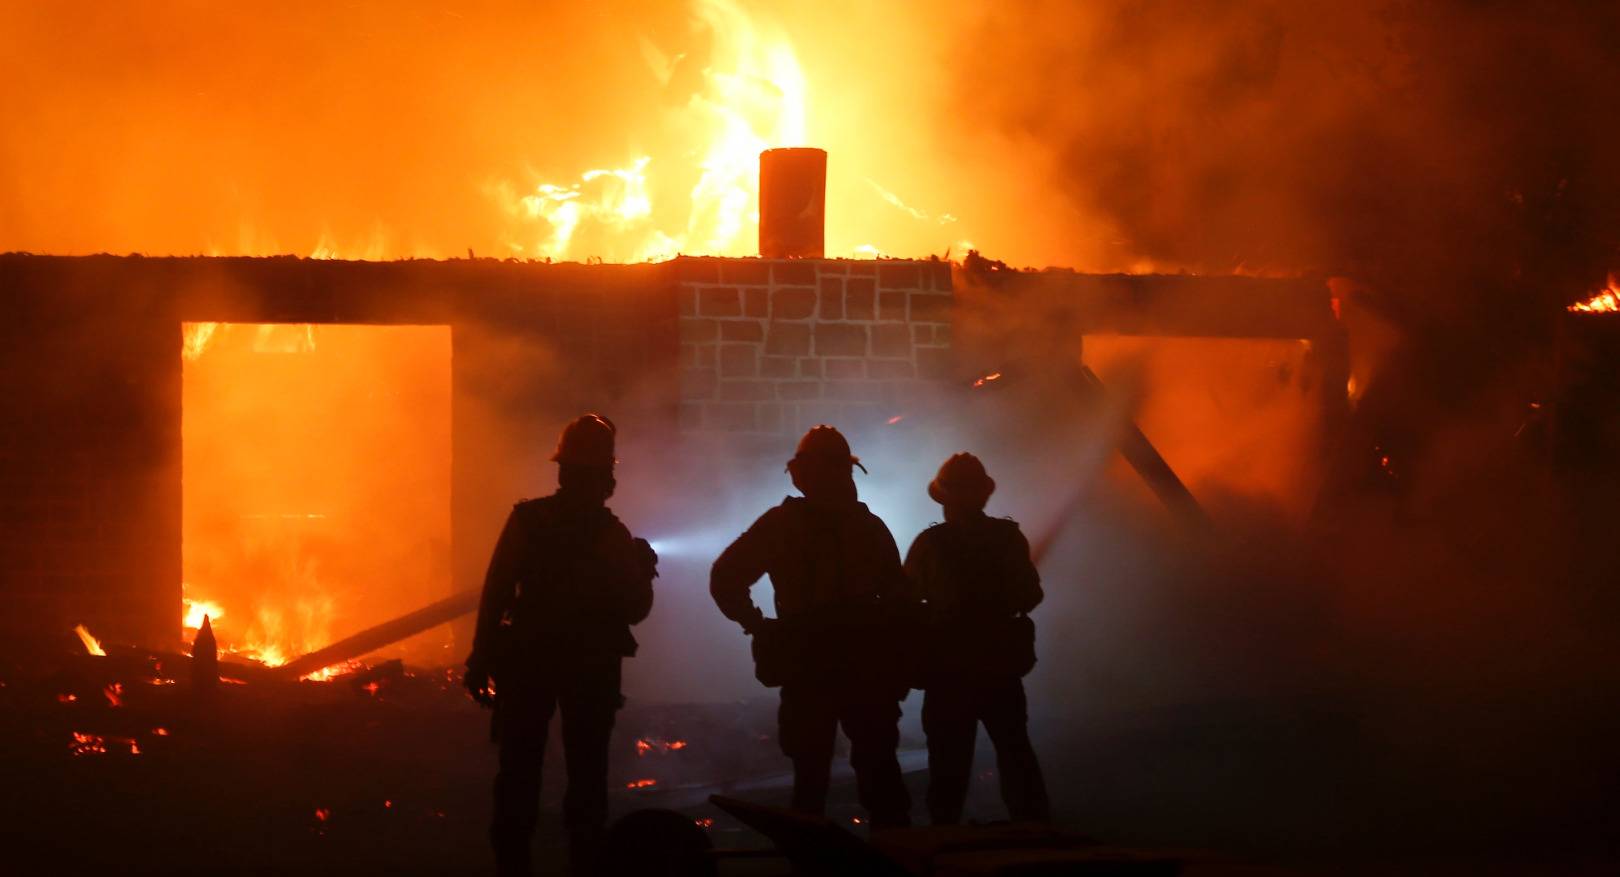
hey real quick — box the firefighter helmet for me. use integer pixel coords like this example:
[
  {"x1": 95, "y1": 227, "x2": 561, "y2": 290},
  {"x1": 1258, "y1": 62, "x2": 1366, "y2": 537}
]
[
  {"x1": 551, "y1": 414, "x2": 617, "y2": 468},
  {"x1": 928, "y1": 452, "x2": 995, "y2": 508},
  {"x1": 788, "y1": 424, "x2": 866, "y2": 473}
]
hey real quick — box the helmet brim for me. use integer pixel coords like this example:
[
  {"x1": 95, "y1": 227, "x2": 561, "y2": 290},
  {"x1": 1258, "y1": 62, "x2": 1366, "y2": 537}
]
[
  {"x1": 928, "y1": 474, "x2": 994, "y2": 507},
  {"x1": 786, "y1": 454, "x2": 867, "y2": 474}
]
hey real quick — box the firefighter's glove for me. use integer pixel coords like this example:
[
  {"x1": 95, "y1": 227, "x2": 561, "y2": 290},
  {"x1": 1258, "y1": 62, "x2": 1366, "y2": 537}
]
[{"x1": 463, "y1": 658, "x2": 497, "y2": 708}]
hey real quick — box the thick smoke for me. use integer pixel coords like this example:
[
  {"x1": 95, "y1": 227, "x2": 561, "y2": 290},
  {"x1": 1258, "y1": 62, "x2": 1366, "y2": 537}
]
[
  {"x1": 944, "y1": 3, "x2": 1620, "y2": 856},
  {"x1": 951, "y1": 1, "x2": 1620, "y2": 406},
  {"x1": 7, "y1": 1, "x2": 1619, "y2": 858}
]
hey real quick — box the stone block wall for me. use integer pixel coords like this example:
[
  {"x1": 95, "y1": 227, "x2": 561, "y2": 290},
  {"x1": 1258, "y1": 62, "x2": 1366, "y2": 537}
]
[{"x1": 673, "y1": 257, "x2": 954, "y2": 436}]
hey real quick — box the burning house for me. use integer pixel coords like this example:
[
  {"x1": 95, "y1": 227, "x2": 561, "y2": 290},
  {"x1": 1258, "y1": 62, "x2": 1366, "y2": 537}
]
[
  {"x1": 4, "y1": 1, "x2": 1620, "y2": 873},
  {"x1": 0, "y1": 244, "x2": 1344, "y2": 673}
]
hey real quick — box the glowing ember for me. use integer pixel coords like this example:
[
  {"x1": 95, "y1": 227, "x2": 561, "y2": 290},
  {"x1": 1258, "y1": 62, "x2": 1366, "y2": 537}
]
[
  {"x1": 634, "y1": 738, "x2": 689, "y2": 756},
  {"x1": 1568, "y1": 277, "x2": 1620, "y2": 313},
  {"x1": 301, "y1": 660, "x2": 361, "y2": 683},
  {"x1": 695, "y1": 818, "x2": 715, "y2": 829},
  {"x1": 626, "y1": 778, "x2": 658, "y2": 790},
  {"x1": 153, "y1": 728, "x2": 170, "y2": 736},
  {"x1": 103, "y1": 683, "x2": 123, "y2": 708},
  {"x1": 69, "y1": 732, "x2": 139, "y2": 756},
  {"x1": 314, "y1": 808, "x2": 330, "y2": 822},
  {"x1": 57, "y1": 693, "x2": 77, "y2": 704},
  {"x1": 972, "y1": 371, "x2": 1003, "y2": 388},
  {"x1": 240, "y1": 642, "x2": 289, "y2": 668},
  {"x1": 72, "y1": 624, "x2": 105, "y2": 656}
]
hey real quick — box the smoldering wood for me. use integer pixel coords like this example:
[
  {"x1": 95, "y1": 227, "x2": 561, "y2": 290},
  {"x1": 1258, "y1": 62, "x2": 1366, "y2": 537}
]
[
  {"x1": 190, "y1": 615, "x2": 219, "y2": 694},
  {"x1": 275, "y1": 589, "x2": 480, "y2": 679},
  {"x1": 91, "y1": 643, "x2": 284, "y2": 685}
]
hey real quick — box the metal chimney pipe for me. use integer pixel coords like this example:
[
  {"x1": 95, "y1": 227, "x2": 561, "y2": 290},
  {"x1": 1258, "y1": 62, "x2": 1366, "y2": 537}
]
[{"x1": 758, "y1": 147, "x2": 826, "y2": 258}]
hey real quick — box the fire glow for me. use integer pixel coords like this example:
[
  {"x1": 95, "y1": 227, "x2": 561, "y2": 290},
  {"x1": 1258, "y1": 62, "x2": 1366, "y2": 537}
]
[
  {"x1": 495, "y1": 0, "x2": 807, "y2": 263},
  {"x1": 634, "y1": 738, "x2": 690, "y2": 756},
  {"x1": 182, "y1": 323, "x2": 452, "y2": 673},
  {"x1": 72, "y1": 624, "x2": 105, "y2": 657},
  {"x1": 70, "y1": 732, "x2": 139, "y2": 757},
  {"x1": 1568, "y1": 277, "x2": 1620, "y2": 313}
]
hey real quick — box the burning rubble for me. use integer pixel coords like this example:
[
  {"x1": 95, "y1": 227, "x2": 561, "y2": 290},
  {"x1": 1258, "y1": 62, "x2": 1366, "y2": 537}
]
[
  {"x1": 2, "y1": 0, "x2": 1619, "y2": 873},
  {"x1": 1568, "y1": 276, "x2": 1620, "y2": 314}
]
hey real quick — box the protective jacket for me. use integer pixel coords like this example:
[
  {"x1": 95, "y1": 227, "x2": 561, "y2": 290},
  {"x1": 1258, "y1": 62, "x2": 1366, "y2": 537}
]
[
  {"x1": 904, "y1": 514, "x2": 1042, "y2": 682},
  {"x1": 470, "y1": 492, "x2": 655, "y2": 676},
  {"x1": 712, "y1": 495, "x2": 910, "y2": 624},
  {"x1": 711, "y1": 496, "x2": 914, "y2": 687},
  {"x1": 711, "y1": 493, "x2": 916, "y2": 825}
]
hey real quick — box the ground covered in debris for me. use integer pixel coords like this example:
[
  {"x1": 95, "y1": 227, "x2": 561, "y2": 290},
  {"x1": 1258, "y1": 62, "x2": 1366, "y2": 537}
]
[
  {"x1": 5, "y1": 643, "x2": 1617, "y2": 874},
  {"x1": 0, "y1": 653, "x2": 943, "y2": 873}
]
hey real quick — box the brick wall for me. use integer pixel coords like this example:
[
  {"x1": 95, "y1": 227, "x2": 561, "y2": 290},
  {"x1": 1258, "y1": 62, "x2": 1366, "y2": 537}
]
[{"x1": 673, "y1": 257, "x2": 954, "y2": 436}]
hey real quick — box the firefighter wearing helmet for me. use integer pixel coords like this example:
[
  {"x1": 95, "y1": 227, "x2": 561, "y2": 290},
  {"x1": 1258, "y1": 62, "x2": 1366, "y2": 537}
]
[
  {"x1": 905, "y1": 452, "x2": 1049, "y2": 824},
  {"x1": 465, "y1": 414, "x2": 658, "y2": 876},
  {"x1": 710, "y1": 425, "x2": 916, "y2": 828}
]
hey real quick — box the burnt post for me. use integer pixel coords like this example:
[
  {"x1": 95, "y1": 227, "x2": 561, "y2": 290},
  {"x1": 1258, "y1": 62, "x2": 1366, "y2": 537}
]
[
  {"x1": 190, "y1": 614, "x2": 219, "y2": 695},
  {"x1": 759, "y1": 147, "x2": 826, "y2": 258}
]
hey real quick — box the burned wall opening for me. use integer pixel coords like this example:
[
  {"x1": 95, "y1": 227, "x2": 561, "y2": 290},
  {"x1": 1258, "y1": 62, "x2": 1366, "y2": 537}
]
[{"x1": 180, "y1": 322, "x2": 453, "y2": 669}]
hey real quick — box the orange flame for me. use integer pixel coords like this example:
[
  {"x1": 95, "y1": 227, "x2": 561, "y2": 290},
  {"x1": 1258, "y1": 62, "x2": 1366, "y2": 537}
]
[
  {"x1": 972, "y1": 372, "x2": 1003, "y2": 388},
  {"x1": 626, "y1": 778, "x2": 659, "y2": 790},
  {"x1": 72, "y1": 624, "x2": 105, "y2": 656},
  {"x1": 635, "y1": 738, "x2": 689, "y2": 756},
  {"x1": 183, "y1": 596, "x2": 226, "y2": 631},
  {"x1": 1568, "y1": 276, "x2": 1620, "y2": 313},
  {"x1": 181, "y1": 322, "x2": 220, "y2": 361},
  {"x1": 70, "y1": 732, "x2": 139, "y2": 756},
  {"x1": 493, "y1": 0, "x2": 807, "y2": 262}
]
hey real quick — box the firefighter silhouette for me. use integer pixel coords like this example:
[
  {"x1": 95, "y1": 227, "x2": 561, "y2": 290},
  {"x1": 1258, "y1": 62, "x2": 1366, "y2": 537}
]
[
  {"x1": 465, "y1": 414, "x2": 658, "y2": 876},
  {"x1": 906, "y1": 453, "x2": 1050, "y2": 824},
  {"x1": 710, "y1": 425, "x2": 915, "y2": 828}
]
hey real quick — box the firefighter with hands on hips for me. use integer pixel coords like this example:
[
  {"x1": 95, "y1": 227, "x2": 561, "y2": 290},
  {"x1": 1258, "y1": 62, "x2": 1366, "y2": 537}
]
[
  {"x1": 464, "y1": 414, "x2": 657, "y2": 877},
  {"x1": 905, "y1": 452, "x2": 1050, "y2": 825},
  {"x1": 710, "y1": 425, "x2": 916, "y2": 828}
]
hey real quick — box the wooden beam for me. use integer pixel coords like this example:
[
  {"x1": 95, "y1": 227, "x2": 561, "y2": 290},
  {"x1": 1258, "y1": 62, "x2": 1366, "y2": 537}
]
[{"x1": 275, "y1": 589, "x2": 479, "y2": 679}]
